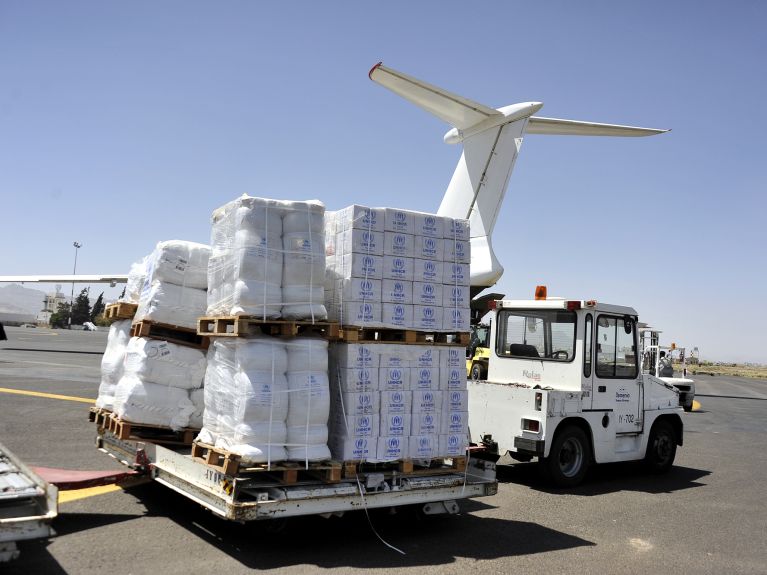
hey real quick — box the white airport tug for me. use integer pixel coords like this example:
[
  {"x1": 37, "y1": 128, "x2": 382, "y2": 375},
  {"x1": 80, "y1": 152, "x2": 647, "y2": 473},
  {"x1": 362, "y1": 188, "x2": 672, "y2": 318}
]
[{"x1": 468, "y1": 289, "x2": 683, "y2": 487}]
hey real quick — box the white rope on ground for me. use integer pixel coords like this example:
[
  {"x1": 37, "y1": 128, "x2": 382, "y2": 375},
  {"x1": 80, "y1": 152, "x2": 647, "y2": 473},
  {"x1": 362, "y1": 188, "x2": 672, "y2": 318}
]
[{"x1": 354, "y1": 471, "x2": 406, "y2": 556}]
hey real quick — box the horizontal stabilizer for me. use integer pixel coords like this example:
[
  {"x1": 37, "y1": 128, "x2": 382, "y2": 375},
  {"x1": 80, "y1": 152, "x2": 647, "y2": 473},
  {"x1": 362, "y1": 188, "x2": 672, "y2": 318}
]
[
  {"x1": 0, "y1": 275, "x2": 128, "y2": 284},
  {"x1": 369, "y1": 62, "x2": 499, "y2": 129},
  {"x1": 528, "y1": 116, "x2": 668, "y2": 137}
]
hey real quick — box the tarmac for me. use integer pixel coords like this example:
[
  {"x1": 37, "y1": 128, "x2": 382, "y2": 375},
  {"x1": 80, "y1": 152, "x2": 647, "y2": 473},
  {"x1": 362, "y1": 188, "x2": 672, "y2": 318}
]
[{"x1": 1, "y1": 326, "x2": 766, "y2": 574}]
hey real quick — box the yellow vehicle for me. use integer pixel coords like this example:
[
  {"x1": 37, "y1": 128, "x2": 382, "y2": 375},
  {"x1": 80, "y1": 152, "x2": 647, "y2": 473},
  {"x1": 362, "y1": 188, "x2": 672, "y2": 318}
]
[{"x1": 467, "y1": 323, "x2": 491, "y2": 380}]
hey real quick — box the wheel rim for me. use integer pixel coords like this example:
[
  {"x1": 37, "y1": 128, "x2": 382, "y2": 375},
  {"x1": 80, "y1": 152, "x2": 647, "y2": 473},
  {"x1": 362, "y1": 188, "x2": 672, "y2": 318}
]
[
  {"x1": 655, "y1": 431, "x2": 673, "y2": 463},
  {"x1": 558, "y1": 437, "x2": 584, "y2": 478}
]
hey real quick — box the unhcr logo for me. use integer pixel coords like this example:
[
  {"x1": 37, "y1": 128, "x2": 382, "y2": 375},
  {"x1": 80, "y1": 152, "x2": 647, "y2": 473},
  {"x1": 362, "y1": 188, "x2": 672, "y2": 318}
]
[
  {"x1": 451, "y1": 413, "x2": 462, "y2": 425},
  {"x1": 423, "y1": 307, "x2": 434, "y2": 319},
  {"x1": 355, "y1": 438, "x2": 367, "y2": 449},
  {"x1": 393, "y1": 282, "x2": 404, "y2": 294},
  {"x1": 448, "y1": 435, "x2": 460, "y2": 448},
  {"x1": 392, "y1": 415, "x2": 403, "y2": 427},
  {"x1": 394, "y1": 258, "x2": 405, "y2": 270},
  {"x1": 395, "y1": 211, "x2": 406, "y2": 223},
  {"x1": 394, "y1": 234, "x2": 406, "y2": 247},
  {"x1": 362, "y1": 255, "x2": 374, "y2": 269},
  {"x1": 390, "y1": 368, "x2": 402, "y2": 382},
  {"x1": 394, "y1": 305, "x2": 405, "y2": 320},
  {"x1": 388, "y1": 437, "x2": 401, "y2": 449},
  {"x1": 392, "y1": 391, "x2": 403, "y2": 403}
]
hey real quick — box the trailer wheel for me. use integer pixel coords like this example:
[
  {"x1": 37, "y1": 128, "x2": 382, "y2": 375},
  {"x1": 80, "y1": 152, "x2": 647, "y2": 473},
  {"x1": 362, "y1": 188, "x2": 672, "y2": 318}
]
[
  {"x1": 644, "y1": 419, "x2": 677, "y2": 473},
  {"x1": 543, "y1": 425, "x2": 590, "y2": 487},
  {"x1": 470, "y1": 363, "x2": 486, "y2": 381}
]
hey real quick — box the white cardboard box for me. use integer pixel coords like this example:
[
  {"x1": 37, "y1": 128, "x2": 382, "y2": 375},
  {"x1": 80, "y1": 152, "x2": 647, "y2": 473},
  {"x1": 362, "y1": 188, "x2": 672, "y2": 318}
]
[
  {"x1": 441, "y1": 366, "x2": 467, "y2": 390},
  {"x1": 379, "y1": 412, "x2": 411, "y2": 436},
  {"x1": 413, "y1": 345, "x2": 439, "y2": 368},
  {"x1": 438, "y1": 434, "x2": 469, "y2": 458},
  {"x1": 441, "y1": 346, "x2": 466, "y2": 368},
  {"x1": 411, "y1": 412, "x2": 440, "y2": 435},
  {"x1": 411, "y1": 390, "x2": 442, "y2": 413},
  {"x1": 336, "y1": 204, "x2": 384, "y2": 232},
  {"x1": 383, "y1": 231, "x2": 415, "y2": 257},
  {"x1": 413, "y1": 282, "x2": 443, "y2": 306},
  {"x1": 442, "y1": 285, "x2": 470, "y2": 308},
  {"x1": 413, "y1": 258, "x2": 443, "y2": 283},
  {"x1": 331, "y1": 367, "x2": 380, "y2": 393},
  {"x1": 331, "y1": 343, "x2": 379, "y2": 369},
  {"x1": 376, "y1": 436, "x2": 409, "y2": 462},
  {"x1": 444, "y1": 217, "x2": 470, "y2": 240},
  {"x1": 413, "y1": 213, "x2": 445, "y2": 238},
  {"x1": 443, "y1": 262, "x2": 471, "y2": 286},
  {"x1": 337, "y1": 253, "x2": 383, "y2": 280},
  {"x1": 332, "y1": 390, "x2": 379, "y2": 415},
  {"x1": 442, "y1": 238, "x2": 471, "y2": 264},
  {"x1": 382, "y1": 303, "x2": 413, "y2": 329},
  {"x1": 331, "y1": 414, "x2": 380, "y2": 438},
  {"x1": 379, "y1": 366, "x2": 410, "y2": 391},
  {"x1": 383, "y1": 207, "x2": 414, "y2": 234},
  {"x1": 413, "y1": 305, "x2": 442, "y2": 331},
  {"x1": 330, "y1": 435, "x2": 377, "y2": 461},
  {"x1": 338, "y1": 228, "x2": 384, "y2": 256},
  {"x1": 328, "y1": 301, "x2": 381, "y2": 326},
  {"x1": 332, "y1": 278, "x2": 382, "y2": 303},
  {"x1": 414, "y1": 235, "x2": 444, "y2": 261},
  {"x1": 410, "y1": 366, "x2": 439, "y2": 391},
  {"x1": 380, "y1": 390, "x2": 412, "y2": 415},
  {"x1": 408, "y1": 434, "x2": 438, "y2": 459},
  {"x1": 442, "y1": 389, "x2": 469, "y2": 412},
  {"x1": 378, "y1": 344, "x2": 410, "y2": 368},
  {"x1": 382, "y1": 256, "x2": 415, "y2": 282},
  {"x1": 381, "y1": 279, "x2": 412, "y2": 304},
  {"x1": 441, "y1": 411, "x2": 469, "y2": 435},
  {"x1": 441, "y1": 307, "x2": 470, "y2": 332}
]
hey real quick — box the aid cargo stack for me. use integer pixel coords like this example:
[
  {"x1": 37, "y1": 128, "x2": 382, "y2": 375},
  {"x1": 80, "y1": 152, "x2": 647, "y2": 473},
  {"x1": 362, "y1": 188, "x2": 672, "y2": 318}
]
[
  {"x1": 94, "y1": 241, "x2": 211, "y2": 441},
  {"x1": 195, "y1": 195, "x2": 334, "y2": 471},
  {"x1": 324, "y1": 205, "x2": 471, "y2": 467}
]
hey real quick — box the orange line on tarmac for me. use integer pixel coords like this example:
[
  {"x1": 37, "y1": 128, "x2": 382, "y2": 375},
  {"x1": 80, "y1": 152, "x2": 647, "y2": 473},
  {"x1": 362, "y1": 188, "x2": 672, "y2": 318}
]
[{"x1": 0, "y1": 387, "x2": 95, "y2": 404}]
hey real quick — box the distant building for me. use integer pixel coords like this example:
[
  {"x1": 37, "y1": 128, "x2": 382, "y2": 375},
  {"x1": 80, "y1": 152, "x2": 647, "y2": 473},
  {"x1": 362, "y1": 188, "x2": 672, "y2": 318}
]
[{"x1": 37, "y1": 285, "x2": 68, "y2": 325}]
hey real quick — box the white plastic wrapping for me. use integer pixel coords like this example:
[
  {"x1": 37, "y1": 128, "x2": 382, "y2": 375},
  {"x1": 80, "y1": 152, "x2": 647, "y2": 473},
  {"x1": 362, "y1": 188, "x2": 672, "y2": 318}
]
[
  {"x1": 146, "y1": 240, "x2": 211, "y2": 290},
  {"x1": 113, "y1": 375, "x2": 195, "y2": 430},
  {"x1": 123, "y1": 337, "x2": 206, "y2": 390},
  {"x1": 134, "y1": 281, "x2": 207, "y2": 329},
  {"x1": 121, "y1": 258, "x2": 148, "y2": 304},
  {"x1": 324, "y1": 205, "x2": 470, "y2": 331},
  {"x1": 95, "y1": 320, "x2": 132, "y2": 410},
  {"x1": 207, "y1": 195, "x2": 327, "y2": 320}
]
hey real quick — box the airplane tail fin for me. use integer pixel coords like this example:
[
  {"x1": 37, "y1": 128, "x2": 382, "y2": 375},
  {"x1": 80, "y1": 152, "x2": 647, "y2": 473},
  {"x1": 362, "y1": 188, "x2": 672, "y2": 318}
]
[{"x1": 369, "y1": 62, "x2": 667, "y2": 289}]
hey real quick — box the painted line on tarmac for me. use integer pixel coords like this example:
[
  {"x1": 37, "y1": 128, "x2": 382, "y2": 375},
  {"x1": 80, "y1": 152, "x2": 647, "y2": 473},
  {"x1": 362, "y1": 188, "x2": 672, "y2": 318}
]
[
  {"x1": 59, "y1": 484, "x2": 122, "y2": 504},
  {"x1": 0, "y1": 387, "x2": 95, "y2": 404}
]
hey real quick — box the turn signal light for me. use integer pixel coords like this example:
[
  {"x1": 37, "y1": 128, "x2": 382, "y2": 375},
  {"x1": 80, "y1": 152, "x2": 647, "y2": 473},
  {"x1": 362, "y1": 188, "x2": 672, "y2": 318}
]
[
  {"x1": 487, "y1": 300, "x2": 497, "y2": 310},
  {"x1": 566, "y1": 300, "x2": 581, "y2": 311},
  {"x1": 534, "y1": 285, "x2": 547, "y2": 300},
  {"x1": 523, "y1": 419, "x2": 540, "y2": 433}
]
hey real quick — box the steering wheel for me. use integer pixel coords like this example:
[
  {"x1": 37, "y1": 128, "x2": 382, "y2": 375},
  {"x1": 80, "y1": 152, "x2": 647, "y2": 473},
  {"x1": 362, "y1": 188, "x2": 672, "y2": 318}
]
[{"x1": 548, "y1": 350, "x2": 569, "y2": 360}]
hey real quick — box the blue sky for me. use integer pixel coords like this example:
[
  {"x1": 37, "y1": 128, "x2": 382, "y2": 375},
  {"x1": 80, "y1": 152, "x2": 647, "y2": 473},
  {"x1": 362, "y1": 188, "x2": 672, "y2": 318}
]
[{"x1": 1, "y1": 1, "x2": 765, "y2": 362}]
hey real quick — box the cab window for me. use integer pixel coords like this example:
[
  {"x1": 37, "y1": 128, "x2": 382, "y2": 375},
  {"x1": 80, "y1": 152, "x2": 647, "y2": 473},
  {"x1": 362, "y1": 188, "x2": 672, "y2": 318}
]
[
  {"x1": 495, "y1": 309, "x2": 576, "y2": 362},
  {"x1": 596, "y1": 315, "x2": 638, "y2": 378}
]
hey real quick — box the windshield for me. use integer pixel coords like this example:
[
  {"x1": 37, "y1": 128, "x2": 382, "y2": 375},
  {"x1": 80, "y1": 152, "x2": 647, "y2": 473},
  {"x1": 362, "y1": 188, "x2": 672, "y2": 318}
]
[{"x1": 495, "y1": 309, "x2": 576, "y2": 362}]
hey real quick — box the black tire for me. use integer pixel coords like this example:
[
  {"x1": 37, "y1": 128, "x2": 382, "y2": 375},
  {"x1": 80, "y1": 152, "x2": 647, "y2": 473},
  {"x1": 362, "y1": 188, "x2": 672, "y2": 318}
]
[
  {"x1": 470, "y1": 363, "x2": 486, "y2": 381},
  {"x1": 543, "y1": 425, "x2": 591, "y2": 487},
  {"x1": 644, "y1": 419, "x2": 677, "y2": 473},
  {"x1": 683, "y1": 404, "x2": 693, "y2": 412}
]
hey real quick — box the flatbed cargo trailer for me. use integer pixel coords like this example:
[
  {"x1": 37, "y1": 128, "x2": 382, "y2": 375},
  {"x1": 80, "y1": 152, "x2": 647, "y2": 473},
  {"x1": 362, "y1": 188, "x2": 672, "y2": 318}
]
[{"x1": 96, "y1": 428, "x2": 497, "y2": 522}]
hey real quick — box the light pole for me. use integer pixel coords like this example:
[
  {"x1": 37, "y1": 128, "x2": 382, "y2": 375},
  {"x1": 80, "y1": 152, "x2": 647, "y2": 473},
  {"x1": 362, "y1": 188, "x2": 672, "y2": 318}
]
[{"x1": 69, "y1": 242, "x2": 81, "y2": 329}]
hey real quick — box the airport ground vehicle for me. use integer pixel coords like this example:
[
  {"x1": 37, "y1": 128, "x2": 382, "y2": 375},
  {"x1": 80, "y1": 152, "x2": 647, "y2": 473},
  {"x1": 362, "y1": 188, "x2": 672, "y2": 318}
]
[
  {"x1": 467, "y1": 323, "x2": 491, "y2": 380},
  {"x1": 467, "y1": 294, "x2": 683, "y2": 487},
  {"x1": 639, "y1": 326, "x2": 695, "y2": 411},
  {"x1": 0, "y1": 441, "x2": 57, "y2": 563}
]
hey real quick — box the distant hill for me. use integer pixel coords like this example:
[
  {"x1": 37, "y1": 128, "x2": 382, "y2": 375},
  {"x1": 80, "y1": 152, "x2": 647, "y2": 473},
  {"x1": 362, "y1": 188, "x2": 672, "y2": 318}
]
[{"x1": 0, "y1": 284, "x2": 46, "y2": 317}]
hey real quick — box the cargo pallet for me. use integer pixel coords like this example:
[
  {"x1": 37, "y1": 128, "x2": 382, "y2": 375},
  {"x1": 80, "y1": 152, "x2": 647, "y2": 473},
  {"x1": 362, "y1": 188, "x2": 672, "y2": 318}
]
[
  {"x1": 131, "y1": 320, "x2": 209, "y2": 349},
  {"x1": 342, "y1": 456, "x2": 468, "y2": 478},
  {"x1": 95, "y1": 428, "x2": 497, "y2": 522},
  {"x1": 197, "y1": 316, "x2": 340, "y2": 339},
  {"x1": 103, "y1": 302, "x2": 138, "y2": 320},
  {"x1": 338, "y1": 326, "x2": 470, "y2": 346},
  {"x1": 190, "y1": 442, "x2": 342, "y2": 483},
  {"x1": 100, "y1": 413, "x2": 199, "y2": 446},
  {"x1": 88, "y1": 406, "x2": 112, "y2": 428}
]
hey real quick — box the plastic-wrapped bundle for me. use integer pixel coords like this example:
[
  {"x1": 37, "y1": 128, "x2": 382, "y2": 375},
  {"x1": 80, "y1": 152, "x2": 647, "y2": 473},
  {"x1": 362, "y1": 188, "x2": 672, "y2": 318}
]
[
  {"x1": 146, "y1": 240, "x2": 211, "y2": 290},
  {"x1": 121, "y1": 258, "x2": 148, "y2": 304},
  {"x1": 189, "y1": 388, "x2": 205, "y2": 429},
  {"x1": 198, "y1": 337, "x2": 289, "y2": 464},
  {"x1": 95, "y1": 320, "x2": 132, "y2": 410},
  {"x1": 286, "y1": 338, "x2": 331, "y2": 462},
  {"x1": 134, "y1": 281, "x2": 207, "y2": 329},
  {"x1": 282, "y1": 201, "x2": 327, "y2": 320},
  {"x1": 123, "y1": 337, "x2": 206, "y2": 390},
  {"x1": 113, "y1": 375, "x2": 195, "y2": 430}
]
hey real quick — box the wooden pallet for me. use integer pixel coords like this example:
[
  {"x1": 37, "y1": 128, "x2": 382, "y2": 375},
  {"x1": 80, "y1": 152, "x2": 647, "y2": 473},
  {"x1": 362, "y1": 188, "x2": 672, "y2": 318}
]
[
  {"x1": 103, "y1": 413, "x2": 198, "y2": 445},
  {"x1": 89, "y1": 407, "x2": 113, "y2": 428},
  {"x1": 190, "y1": 441, "x2": 342, "y2": 483},
  {"x1": 342, "y1": 456, "x2": 467, "y2": 478},
  {"x1": 131, "y1": 320, "x2": 209, "y2": 349},
  {"x1": 103, "y1": 302, "x2": 138, "y2": 320},
  {"x1": 197, "y1": 316, "x2": 341, "y2": 340},
  {"x1": 338, "y1": 327, "x2": 469, "y2": 346}
]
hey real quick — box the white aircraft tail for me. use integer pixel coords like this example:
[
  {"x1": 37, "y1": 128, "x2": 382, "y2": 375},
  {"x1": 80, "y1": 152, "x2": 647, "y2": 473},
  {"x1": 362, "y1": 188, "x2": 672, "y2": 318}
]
[{"x1": 369, "y1": 63, "x2": 668, "y2": 290}]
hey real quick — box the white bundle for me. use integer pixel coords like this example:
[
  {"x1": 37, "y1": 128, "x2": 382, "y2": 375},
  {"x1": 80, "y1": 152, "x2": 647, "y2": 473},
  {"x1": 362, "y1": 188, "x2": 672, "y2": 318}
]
[
  {"x1": 134, "y1": 281, "x2": 207, "y2": 329},
  {"x1": 123, "y1": 337, "x2": 206, "y2": 390},
  {"x1": 95, "y1": 320, "x2": 132, "y2": 410},
  {"x1": 122, "y1": 258, "x2": 148, "y2": 304},
  {"x1": 189, "y1": 388, "x2": 205, "y2": 429},
  {"x1": 286, "y1": 338, "x2": 331, "y2": 461},
  {"x1": 198, "y1": 337, "x2": 290, "y2": 464},
  {"x1": 113, "y1": 375, "x2": 195, "y2": 430},
  {"x1": 148, "y1": 240, "x2": 211, "y2": 290}
]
